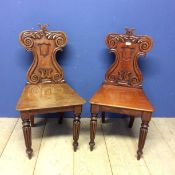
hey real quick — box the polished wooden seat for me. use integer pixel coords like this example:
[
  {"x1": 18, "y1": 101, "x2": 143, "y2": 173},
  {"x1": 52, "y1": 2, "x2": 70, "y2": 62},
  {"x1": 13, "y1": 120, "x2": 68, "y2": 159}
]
[
  {"x1": 89, "y1": 28, "x2": 154, "y2": 160},
  {"x1": 90, "y1": 84, "x2": 154, "y2": 112},
  {"x1": 17, "y1": 83, "x2": 85, "y2": 111},
  {"x1": 16, "y1": 24, "x2": 85, "y2": 159}
]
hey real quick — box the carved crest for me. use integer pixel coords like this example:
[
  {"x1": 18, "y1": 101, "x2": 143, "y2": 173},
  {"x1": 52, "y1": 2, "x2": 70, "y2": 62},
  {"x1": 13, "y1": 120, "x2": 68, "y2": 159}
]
[
  {"x1": 104, "y1": 28, "x2": 153, "y2": 88},
  {"x1": 19, "y1": 24, "x2": 67, "y2": 84}
]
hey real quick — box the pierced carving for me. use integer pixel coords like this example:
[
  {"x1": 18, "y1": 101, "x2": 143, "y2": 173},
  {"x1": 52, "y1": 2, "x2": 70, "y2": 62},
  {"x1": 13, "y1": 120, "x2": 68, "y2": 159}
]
[
  {"x1": 38, "y1": 68, "x2": 53, "y2": 79},
  {"x1": 105, "y1": 28, "x2": 153, "y2": 88},
  {"x1": 19, "y1": 24, "x2": 67, "y2": 84}
]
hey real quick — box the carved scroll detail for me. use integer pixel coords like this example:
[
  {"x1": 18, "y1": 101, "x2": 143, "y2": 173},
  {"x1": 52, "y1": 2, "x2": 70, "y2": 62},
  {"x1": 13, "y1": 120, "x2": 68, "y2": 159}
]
[
  {"x1": 105, "y1": 28, "x2": 153, "y2": 88},
  {"x1": 45, "y1": 32, "x2": 67, "y2": 47},
  {"x1": 30, "y1": 74, "x2": 40, "y2": 84},
  {"x1": 38, "y1": 68, "x2": 53, "y2": 79},
  {"x1": 19, "y1": 24, "x2": 67, "y2": 84}
]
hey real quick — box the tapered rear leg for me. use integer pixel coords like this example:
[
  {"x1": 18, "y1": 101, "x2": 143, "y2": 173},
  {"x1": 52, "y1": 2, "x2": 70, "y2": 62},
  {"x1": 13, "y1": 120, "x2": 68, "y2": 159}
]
[
  {"x1": 102, "y1": 112, "x2": 105, "y2": 123},
  {"x1": 58, "y1": 112, "x2": 64, "y2": 124},
  {"x1": 128, "y1": 116, "x2": 135, "y2": 128}
]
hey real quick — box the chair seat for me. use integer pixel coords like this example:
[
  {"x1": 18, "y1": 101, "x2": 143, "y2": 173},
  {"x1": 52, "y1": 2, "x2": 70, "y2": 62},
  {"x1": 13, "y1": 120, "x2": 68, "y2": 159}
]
[
  {"x1": 90, "y1": 84, "x2": 154, "y2": 112},
  {"x1": 16, "y1": 83, "x2": 85, "y2": 111}
]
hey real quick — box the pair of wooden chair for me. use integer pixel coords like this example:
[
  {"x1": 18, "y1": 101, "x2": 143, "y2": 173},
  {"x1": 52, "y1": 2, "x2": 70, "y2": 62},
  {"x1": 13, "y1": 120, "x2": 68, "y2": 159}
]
[{"x1": 16, "y1": 25, "x2": 154, "y2": 160}]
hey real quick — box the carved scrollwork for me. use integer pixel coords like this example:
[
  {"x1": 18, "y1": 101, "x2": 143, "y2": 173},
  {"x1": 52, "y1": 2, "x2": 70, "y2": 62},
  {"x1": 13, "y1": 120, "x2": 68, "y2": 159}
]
[
  {"x1": 20, "y1": 31, "x2": 44, "y2": 51},
  {"x1": 138, "y1": 36, "x2": 153, "y2": 53},
  {"x1": 23, "y1": 37, "x2": 34, "y2": 48},
  {"x1": 105, "y1": 28, "x2": 153, "y2": 51},
  {"x1": 108, "y1": 74, "x2": 116, "y2": 82},
  {"x1": 45, "y1": 32, "x2": 67, "y2": 47},
  {"x1": 20, "y1": 26, "x2": 67, "y2": 50},
  {"x1": 106, "y1": 36, "x2": 119, "y2": 49},
  {"x1": 19, "y1": 25, "x2": 67, "y2": 84},
  {"x1": 118, "y1": 71, "x2": 132, "y2": 81},
  {"x1": 30, "y1": 74, "x2": 40, "y2": 84},
  {"x1": 38, "y1": 68, "x2": 53, "y2": 79},
  {"x1": 106, "y1": 71, "x2": 140, "y2": 87},
  {"x1": 105, "y1": 28, "x2": 153, "y2": 88},
  {"x1": 130, "y1": 77, "x2": 139, "y2": 86},
  {"x1": 53, "y1": 73, "x2": 63, "y2": 82}
]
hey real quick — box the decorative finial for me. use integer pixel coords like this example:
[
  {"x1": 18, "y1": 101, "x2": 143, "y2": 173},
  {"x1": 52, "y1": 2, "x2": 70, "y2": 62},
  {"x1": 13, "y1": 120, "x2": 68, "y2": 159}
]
[
  {"x1": 125, "y1": 28, "x2": 135, "y2": 36},
  {"x1": 38, "y1": 24, "x2": 48, "y2": 32}
]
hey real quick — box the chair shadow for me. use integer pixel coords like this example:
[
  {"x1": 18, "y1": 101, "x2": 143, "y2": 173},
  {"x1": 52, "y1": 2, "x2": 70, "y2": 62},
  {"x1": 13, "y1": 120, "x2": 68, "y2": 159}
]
[
  {"x1": 33, "y1": 116, "x2": 140, "y2": 140},
  {"x1": 101, "y1": 116, "x2": 140, "y2": 138},
  {"x1": 33, "y1": 115, "x2": 74, "y2": 139},
  {"x1": 34, "y1": 119, "x2": 47, "y2": 127},
  {"x1": 32, "y1": 116, "x2": 158, "y2": 154}
]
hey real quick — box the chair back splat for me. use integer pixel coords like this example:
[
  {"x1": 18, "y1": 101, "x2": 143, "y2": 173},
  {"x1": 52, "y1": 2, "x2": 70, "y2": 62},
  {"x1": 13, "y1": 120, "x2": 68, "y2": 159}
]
[
  {"x1": 105, "y1": 28, "x2": 153, "y2": 88},
  {"x1": 19, "y1": 24, "x2": 67, "y2": 84}
]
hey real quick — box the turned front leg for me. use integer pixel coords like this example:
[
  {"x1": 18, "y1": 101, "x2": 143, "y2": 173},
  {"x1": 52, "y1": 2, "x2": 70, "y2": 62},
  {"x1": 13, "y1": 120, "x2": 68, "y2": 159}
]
[
  {"x1": 102, "y1": 112, "x2": 105, "y2": 123},
  {"x1": 22, "y1": 118, "x2": 33, "y2": 159},
  {"x1": 89, "y1": 113, "x2": 98, "y2": 151},
  {"x1": 137, "y1": 112, "x2": 151, "y2": 160},
  {"x1": 73, "y1": 113, "x2": 81, "y2": 151},
  {"x1": 58, "y1": 112, "x2": 64, "y2": 124}
]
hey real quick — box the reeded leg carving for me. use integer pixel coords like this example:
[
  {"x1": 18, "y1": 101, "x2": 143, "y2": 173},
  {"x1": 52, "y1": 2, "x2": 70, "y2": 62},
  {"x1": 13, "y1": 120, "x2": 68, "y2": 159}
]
[
  {"x1": 58, "y1": 112, "x2": 64, "y2": 124},
  {"x1": 22, "y1": 119, "x2": 33, "y2": 159},
  {"x1": 137, "y1": 120, "x2": 149, "y2": 160},
  {"x1": 102, "y1": 112, "x2": 105, "y2": 123},
  {"x1": 73, "y1": 113, "x2": 81, "y2": 151},
  {"x1": 89, "y1": 113, "x2": 98, "y2": 151},
  {"x1": 30, "y1": 115, "x2": 34, "y2": 127},
  {"x1": 128, "y1": 116, "x2": 135, "y2": 128}
]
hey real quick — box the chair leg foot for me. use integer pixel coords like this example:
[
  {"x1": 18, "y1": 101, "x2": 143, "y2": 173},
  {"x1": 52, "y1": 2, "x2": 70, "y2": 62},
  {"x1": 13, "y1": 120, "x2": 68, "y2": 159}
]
[
  {"x1": 89, "y1": 142, "x2": 95, "y2": 151},
  {"x1": 22, "y1": 118, "x2": 33, "y2": 159},
  {"x1": 58, "y1": 112, "x2": 64, "y2": 124},
  {"x1": 26, "y1": 149, "x2": 33, "y2": 159},
  {"x1": 102, "y1": 112, "x2": 105, "y2": 123},
  {"x1": 128, "y1": 116, "x2": 135, "y2": 128},
  {"x1": 137, "y1": 119, "x2": 149, "y2": 160},
  {"x1": 73, "y1": 142, "x2": 78, "y2": 152},
  {"x1": 137, "y1": 150, "x2": 143, "y2": 160},
  {"x1": 89, "y1": 113, "x2": 98, "y2": 151},
  {"x1": 73, "y1": 113, "x2": 81, "y2": 152}
]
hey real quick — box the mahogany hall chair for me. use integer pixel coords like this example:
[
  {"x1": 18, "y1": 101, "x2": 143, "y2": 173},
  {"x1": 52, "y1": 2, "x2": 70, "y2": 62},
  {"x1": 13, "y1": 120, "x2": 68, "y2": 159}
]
[
  {"x1": 16, "y1": 24, "x2": 85, "y2": 159},
  {"x1": 89, "y1": 28, "x2": 154, "y2": 160}
]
